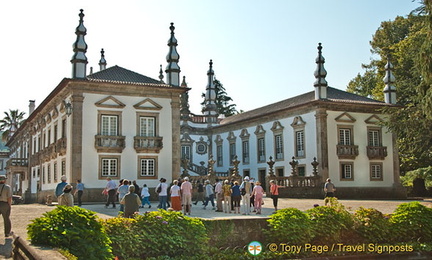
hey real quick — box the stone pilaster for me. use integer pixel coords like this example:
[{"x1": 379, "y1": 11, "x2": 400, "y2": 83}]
[
  {"x1": 71, "y1": 93, "x2": 84, "y2": 184},
  {"x1": 315, "y1": 108, "x2": 328, "y2": 181}
]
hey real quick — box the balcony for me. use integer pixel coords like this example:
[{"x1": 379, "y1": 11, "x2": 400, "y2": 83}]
[
  {"x1": 6, "y1": 158, "x2": 28, "y2": 172},
  {"x1": 336, "y1": 144, "x2": 359, "y2": 159},
  {"x1": 134, "y1": 136, "x2": 163, "y2": 153},
  {"x1": 367, "y1": 146, "x2": 387, "y2": 160},
  {"x1": 56, "y1": 137, "x2": 67, "y2": 156},
  {"x1": 95, "y1": 135, "x2": 126, "y2": 153}
]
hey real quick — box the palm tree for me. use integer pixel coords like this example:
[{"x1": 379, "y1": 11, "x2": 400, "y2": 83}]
[{"x1": 0, "y1": 109, "x2": 26, "y2": 142}]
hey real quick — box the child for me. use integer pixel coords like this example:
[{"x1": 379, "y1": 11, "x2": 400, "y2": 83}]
[{"x1": 140, "y1": 184, "x2": 151, "y2": 208}]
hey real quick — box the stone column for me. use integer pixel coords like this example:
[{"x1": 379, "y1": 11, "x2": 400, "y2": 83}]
[
  {"x1": 70, "y1": 93, "x2": 84, "y2": 185},
  {"x1": 315, "y1": 108, "x2": 328, "y2": 181},
  {"x1": 171, "y1": 96, "x2": 182, "y2": 180}
]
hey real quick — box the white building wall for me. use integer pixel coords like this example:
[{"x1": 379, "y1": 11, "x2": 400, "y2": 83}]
[
  {"x1": 81, "y1": 93, "x2": 174, "y2": 189},
  {"x1": 326, "y1": 110, "x2": 394, "y2": 188}
]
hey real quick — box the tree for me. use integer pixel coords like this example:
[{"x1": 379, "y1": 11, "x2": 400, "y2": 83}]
[
  {"x1": 418, "y1": 0, "x2": 432, "y2": 119},
  {"x1": 0, "y1": 109, "x2": 26, "y2": 142},
  {"x1": 346, "y1": 5, "x2": 432, "y2": 173},
  {"x1": 201, "y1": 78, "x2": 238, "y2": 117}
]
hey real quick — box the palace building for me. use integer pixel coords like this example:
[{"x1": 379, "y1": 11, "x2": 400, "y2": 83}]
[{"x1": 5, "y1": 10, "x2": 405, "y2": 203}]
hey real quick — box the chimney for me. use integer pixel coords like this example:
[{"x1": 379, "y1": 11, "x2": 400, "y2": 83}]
[{"x1": 29, "y1": 100, "x2": 36, "y2": 115}]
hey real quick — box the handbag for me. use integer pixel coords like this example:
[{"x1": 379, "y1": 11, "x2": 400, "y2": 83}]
[{"x1": 156, "y1": 185, "x2": 162, "y2": 193}]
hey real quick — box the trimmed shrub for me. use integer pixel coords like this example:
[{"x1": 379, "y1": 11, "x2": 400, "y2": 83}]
[
  {"x1": 103, "y1": 210, "x2": 209, "y2": 259},
  {"x1": 265, "y1": 208, "x2": 312, "y2": 245},
  {"x1": 389, "y1": 201, "x2": 432, "y2": 242},
  {"x1": 306, "y1": 198, "x2": 355, "y2": 244},
  {"x1": 27, "y1": 206, "x2": 112, "y2": 260},
  {"x1": 353, "y1": 207, "x2": 391, "y2": 243}
]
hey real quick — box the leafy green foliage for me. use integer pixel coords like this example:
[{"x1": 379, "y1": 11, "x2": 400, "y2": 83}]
[
  {"x1": 346, "y1": 7, "x2": 432, "y2": 173},
  {"x1": 401, "y1": 166, "x2": 432, "y2": 188},
  {"x1": 201, "y1": 78, "x2": 238, "y2": 117},
  {"x1": 0, "y1": 109, "x2": 26, "y2": 142},
  {"x1": 389, "y1": 201, "x2": 432, "y2": 242},
  {"x1": 27, "y1": 206, "x2": 113, "y2": 260},
  {"x1": 265, "y1": 208, "x2": 312, "y2": 245},
  {"x1": 306, "y1": 198, "x2": 355, "y2": 244},
  {"x1": 353, "y1": 207, "x2": 391, "y2": 243},
  {"x1": 103, "y1": 210, "x2": 209, "y2": 259}
]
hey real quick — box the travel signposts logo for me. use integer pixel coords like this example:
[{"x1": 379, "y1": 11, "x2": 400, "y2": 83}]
[{"x1": 248, "y1": 241, "x2": 263, "y2": 256}]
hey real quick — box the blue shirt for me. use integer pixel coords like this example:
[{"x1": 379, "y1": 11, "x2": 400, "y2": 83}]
[
  {"x1": 231, "y1": 185, "x2": 241, "y2": 196},
  {"x1": 55, "y1": 181, "x2": 68, "y2": 197},
  {"x1": 76, "y1": 183, "x2": 84, "y2": 191}
]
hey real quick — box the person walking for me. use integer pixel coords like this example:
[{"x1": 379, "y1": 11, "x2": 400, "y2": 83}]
[
  {"x1": 132, "y1": 180, "x2": 140, "y2": 196},
  {"x1": 203, "y1": 180, "x2": 215, "y2": 210},
  {"x1": 214, "y1": 179, "x2": 223, "y2": 212},
  {"x1": 104, "y1": 177, "x2": 117, "y2": 209},
  {"x1": 222, "y1": 180, "x2": 232, "y2": 213},
  {"x1": 117, "y1": 179, "x2": 129, "y2": 212},
  {"x1": 170, "y1": 180, "x2": 182, "y2": 211},
  {"x1": 140, "y1": 184, "x2": 151, "y2": 208},
  {"x1": 231, "y1": 181, "x2": 241, "y2": 214},
  {"x1": 252, "y1": 181, "x2": 264, "y2": 214},
  {"x1": 55, "y1": 175, "x2": 68, "y2": 198},
  {"x1": 240, "y1": 176, "x2": 252, "y2": 215},
  {"x1": 74, "y1": 179, "x2": 84, "y2": 206},
  {"x1": 180, "y1": 177, "x2": 193, "y2": 215},
  {"x1": 269, "y1": 180, "x2": 280, "y2": 212},
  {"x1": 193, "y1": 180, "x2": 205, "y2": 206},
  {"x1": 0, "y1": 175, "x2": 12, "y2": 237},
  {"x1": 58, "y1": 184, "x2": 74, "y2": 207},
  {"x1": 324, "y1": 178, "x2": 336, "y2": 205},
  {"x1": 156, "y1": 178, "x2": 168, "y2": 210},
  {"x1": 120, "y1": 185, "x2": 141, "y2": 218}
]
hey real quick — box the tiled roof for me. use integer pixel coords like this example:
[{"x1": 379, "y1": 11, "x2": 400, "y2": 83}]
[
  {"x1": 87, "y1": 65, "x2": 167, "y2": 86},
  {"x1": 220, "y1": 87, "x2": 387, "y2": 125}
]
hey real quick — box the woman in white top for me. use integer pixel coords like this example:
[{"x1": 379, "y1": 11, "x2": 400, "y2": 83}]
[
  {"x1": 170, "y1": 180, "x2": 182, "y2": 211},
  {"x1": 140, "y1": 184, "x2": 151, "y2": 208}
]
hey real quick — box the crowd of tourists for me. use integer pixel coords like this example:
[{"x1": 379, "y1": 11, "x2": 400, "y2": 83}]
[{"x1": 54, "y1": 175, "x2": 282, "y2": 217}]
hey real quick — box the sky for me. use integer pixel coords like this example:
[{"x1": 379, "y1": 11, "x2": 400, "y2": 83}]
[{"x1": 0, "y1": 0, "x2": 421, "y2": 117}]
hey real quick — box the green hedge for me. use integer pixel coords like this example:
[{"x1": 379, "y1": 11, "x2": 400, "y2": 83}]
[{"x1": 26, "y1": 201, "x2": 432, "y2": 259}]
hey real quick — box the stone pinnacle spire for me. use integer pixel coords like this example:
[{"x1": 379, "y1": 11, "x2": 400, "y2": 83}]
[
  {"x1": 165, "y1": 22, "x2": 180, "y2": 86},
  {"x1": 99, "y1": 48, "x2": 107, "y2": 71},
  {"x1": 159, "y1": 64, "x2": 165, "y2": 83},
  {"x1": 203, "y1": 60, "x2": 219, "y2": 125},
  {"x1": 383, "y1": 58, "x2": 397, "y2": 104},
  {"x1": 314, "y1": 43, "x2": 328, "y2": 100},
  {"x1": 71, "y1": 9, "x2": 88, "y2": 79}
]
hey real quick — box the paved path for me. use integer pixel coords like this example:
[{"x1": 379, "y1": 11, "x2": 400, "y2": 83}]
[{"x1": 0, "y1": 197, "x2": 430, "y2": 259}]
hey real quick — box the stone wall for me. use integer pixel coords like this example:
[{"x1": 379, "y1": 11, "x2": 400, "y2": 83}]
[{"x1": 202, "y1": 218, "x2": 270, "y2": 248}]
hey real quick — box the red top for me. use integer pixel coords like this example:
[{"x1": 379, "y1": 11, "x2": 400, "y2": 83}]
[{"x1": 270, "y1": 183, "x2": 279, "y2": 195}]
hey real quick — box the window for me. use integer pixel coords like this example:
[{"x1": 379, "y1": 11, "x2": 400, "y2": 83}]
[
  {"x1": 217, "y1": 145, "x2": 223, "y2": 167},
  {"x1": 101, "y1": 115, "x2": 118, "y2": 136},
  {"x1": 368, "y1": 129, "x2": 381, "y2": 146},
  {"x1": 48, "y1": 129, "x2": 51, "y2": 145},
  {"x1": 341, "y1": 162, "x2": 354, "y2": 180},
  {"x1": 100, "y1": 157, "x2": 119, "y2": 177},
  {"x1": 47, "y1": 163, "x2": 51, "y2": 183},
  {"x1": 62, "y1": 118, "x2": 67, "y2": 138},
  {"x1": 275, "y1": 134, "x2": 283, "y2": 160},
  {"x1": 229, "y1": 143, "x2": 236, "y2": 165},
  {"x1": 370, "y1": 163, "x2": 383, "y2": 181},
  {"x1": 54, "y1": 124, "x2": 58, "y2": 142},
  {"x1": 53, "y1": 162, "x2": 58, "y2": 182},
  {"x1": 42, "y1": 165, "x2": 45, "y2": 184},
  {"x1": 181, "y1": 145, "x2": 191, "y2": 160},
  {"x1": 139, "y1": 157, "x2": 157, "y2": 178},
  {"x1": 295, "y1": 130, "x2": 305, "y2": 157},
  {"x1": 257, "y1": 138, "x2": 266, "y2": 162},
  {"x1": 139, "y1": 116, "x2": 155, "y2": 137},
  {"x1": 298, "y1": 165, "x2": 305, "y2": 177},
  {"x1": 242, "y1": 140, "x2": 249, "y2": 164},
  {"x1": 61, "y1": 160, "x2": 66, "y2": 176},
  {"x1": 339, "y1": 128, "x2": 352, "y2": 145}
]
